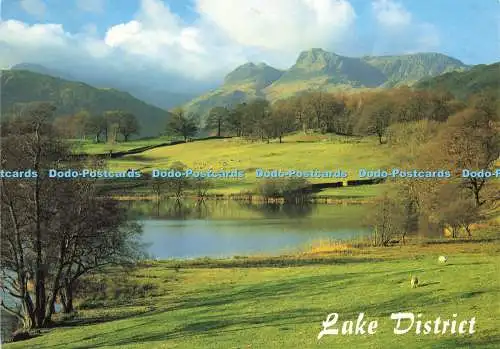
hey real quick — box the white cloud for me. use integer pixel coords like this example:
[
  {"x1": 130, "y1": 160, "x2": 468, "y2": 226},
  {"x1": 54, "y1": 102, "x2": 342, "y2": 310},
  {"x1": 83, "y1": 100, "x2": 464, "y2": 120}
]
[
  {"x1": 20, "y1": 0, "x2": 47, "y2": 18},
  {"x1": 372, "y1": 0, "x2": 411, "y2": 27},
  {"x1": 76, "y1": 0, "x2": 105, "y2": 14},
  {"x1": 102, "y1": 0, "x2": 239, "y2": 79},
  {"x1": 371, "y1": 0, "x2": 439, "y2": 53},
  {"x1": 416, "y1": 23, "x2": 441, "y2": 50},
  {"x1": 196, "y1": 0, "x2": 356, "y2": 52},
  {"x1": 0, "y1": 0, "x2": 443, "y2": 91},
  {"x1": 0, "y1": 20, "x2": 67, "y2": 48},
  {"x1": 101, "y1": 0, "x2": 357, "y2": 75}
]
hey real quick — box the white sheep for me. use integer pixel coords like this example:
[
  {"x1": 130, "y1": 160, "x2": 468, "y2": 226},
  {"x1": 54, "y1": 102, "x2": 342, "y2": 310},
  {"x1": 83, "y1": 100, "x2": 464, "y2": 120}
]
[
  {"x1": 410, "y1": 275, "x2": 419, "y2": 288},
  {"x1": 438, "y1": 256, "x2": 448, "y2": 264}
]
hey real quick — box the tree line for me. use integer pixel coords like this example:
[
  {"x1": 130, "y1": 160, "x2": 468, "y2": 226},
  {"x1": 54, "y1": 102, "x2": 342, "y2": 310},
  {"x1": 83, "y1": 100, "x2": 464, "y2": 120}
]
[
  {"x1": 367, "y1": 92, "x2": 499, "y2": 245},
  {"x1": 51, "y1": 110, "x2": 140, "y2": 143},
  {"x1": 193, "y1": 88, "x2": 494, "y2": 144}
]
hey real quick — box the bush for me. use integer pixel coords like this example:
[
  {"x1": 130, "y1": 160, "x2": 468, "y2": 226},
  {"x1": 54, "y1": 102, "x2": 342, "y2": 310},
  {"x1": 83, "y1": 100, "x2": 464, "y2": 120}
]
[
  {"x1": 256, "y1": 179, "x2": 281, "y2": 199},
  {"x1": 76, "y1": 273, "x2": 158, "y2": 309},
  {"x1": 256, "y1": 178, "x2": 311, "y2": 203}
]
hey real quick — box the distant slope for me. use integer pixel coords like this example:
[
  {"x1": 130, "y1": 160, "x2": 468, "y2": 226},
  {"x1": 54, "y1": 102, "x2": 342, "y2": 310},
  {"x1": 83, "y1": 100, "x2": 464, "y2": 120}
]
[
  {"x1": 10, "y1": 63, "x2": 196, "y2": 110},
  {"x1": 11, "y1": 63, "x2": 77, "y2": 81},
  {"x1": 184, "y1": 62, "x2": 284, "y2": 118},
  {"x1": 1, "y1": 70, "x2": 171, "y2": 137},
  {"x1": 362, "y1": 52, "x2": 469, "y2": 87},
  {"x1": 269, "y1": 48, "x2": 386, "y2": 88},
  {"x1": 415, "y1": 62, "x2": 500, "y2": 99},
  {"x1": 185, "y1": 48, "x2": 470, "y2": 117},
  {"x1": 224, "y1": 62, "x2": 284, "y2": 90}
]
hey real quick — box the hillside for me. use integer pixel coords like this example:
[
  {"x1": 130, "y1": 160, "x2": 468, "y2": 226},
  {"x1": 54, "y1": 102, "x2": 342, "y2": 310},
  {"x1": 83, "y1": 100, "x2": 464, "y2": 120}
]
[
  {"x1": 1, "y1": 69, "x2": 172, "y2": 137},
  {"x1": 184, "y1": 63, "x2": 284, "y2": 118},
  {"x1": 415, "y1": 61, "x2": 500, "y2": 99},
  {"x1": 267, "y1": 48, "x2": 387, "y2": 92},
  {"x1": 224, "y1": 62, "x2": 284, "y2": 90},
  {"x1": 185, "y1": 49, "x2": 470, "y2": 117},
  {"x1": 362, "y1": 52, "x2": 469, "y2": 87},
  {"x1": 10, "y1": 63, "x2": 196, "y2": 110}
]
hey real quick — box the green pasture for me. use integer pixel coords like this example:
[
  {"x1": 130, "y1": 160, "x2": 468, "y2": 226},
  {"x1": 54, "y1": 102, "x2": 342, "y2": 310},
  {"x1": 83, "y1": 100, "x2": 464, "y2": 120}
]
[
  {"x1": 6, "y1": 240, "x2": 499, "y2": 349},
  {"x1": 87, "y1": 134, "x2": 398, "y2": 196}
]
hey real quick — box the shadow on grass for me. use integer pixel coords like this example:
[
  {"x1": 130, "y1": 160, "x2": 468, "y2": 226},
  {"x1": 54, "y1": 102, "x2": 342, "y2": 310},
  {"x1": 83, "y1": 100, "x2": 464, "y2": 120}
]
[
  {"x1": 154, "y1": 257, "x2": 386, "y2": 269},
  {"x1": 35, "y1": 270, "x2": 497, "y2": 349},
  {"x1": 63, "y1": 289, "x2": 476, "y2": 349},
  {"x1": 437, "y1": 334, "x2": 500, "y2": 348},
  {"x1": 419, "y1": 281, "x2": 440, "y2": 287},
  {"x1": 446, "y1": 262, "x2": 492, "y2": 266},
  {"x1": 420, "y1": 237, "x2": 500, "y2": 245},
  {"x1": 51, "y1": 306, "x2": 161, "y2": 328}
]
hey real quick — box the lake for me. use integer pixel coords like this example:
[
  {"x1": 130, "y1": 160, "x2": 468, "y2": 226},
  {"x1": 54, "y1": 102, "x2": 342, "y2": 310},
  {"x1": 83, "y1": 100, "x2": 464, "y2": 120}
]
[
  {"x1": 129, "y1": 199, "x2": 371, "y2": 259},
  {"x1": 0, "y1": 200, "x2": 371, "y2": 342}
]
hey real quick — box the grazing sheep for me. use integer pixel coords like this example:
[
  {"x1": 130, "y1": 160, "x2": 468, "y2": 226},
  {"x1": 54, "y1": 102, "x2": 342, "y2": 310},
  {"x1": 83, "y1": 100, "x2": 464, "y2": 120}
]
[
  {"x1": 438, "y1": 255, "x2": 448, "y2": 264},
  {"x1": 411, "y1": 275, "x2": 419, "y2": 288}
]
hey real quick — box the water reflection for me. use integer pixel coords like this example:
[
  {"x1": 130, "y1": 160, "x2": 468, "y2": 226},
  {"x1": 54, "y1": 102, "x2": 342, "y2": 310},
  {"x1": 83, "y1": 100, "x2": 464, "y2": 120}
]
[
  {"x1": 126, "y1": 199, "x2": 370, "y2": 259},
  {"x1": 128, "y1": 199, "x2": 315, "y2": 220}
]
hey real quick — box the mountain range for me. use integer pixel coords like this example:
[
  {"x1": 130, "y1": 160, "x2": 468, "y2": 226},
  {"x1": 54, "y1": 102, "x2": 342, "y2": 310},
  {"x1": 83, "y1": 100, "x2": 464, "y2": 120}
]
[
  {"x1": 9, "y1": 63, "x2": 198, "y2": 111},
  {"x1": 184, "y1": 49, "x2": 470, "y2": 117},
  {"x1": 415, "y1": 62, "x2": 500, "y2": 99},
  {"x1": 4, "y1": 48, "x2": 497, "y2": 137},
  {"x1": 1, "y1": 69, "x2": 172, "y2": 138}
]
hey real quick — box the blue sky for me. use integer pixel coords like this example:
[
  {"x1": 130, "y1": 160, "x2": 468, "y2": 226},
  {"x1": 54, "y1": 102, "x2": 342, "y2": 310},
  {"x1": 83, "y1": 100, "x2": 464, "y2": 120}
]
[{"x1": 0, "y1": 0, "x2": 498, "y2": 89}]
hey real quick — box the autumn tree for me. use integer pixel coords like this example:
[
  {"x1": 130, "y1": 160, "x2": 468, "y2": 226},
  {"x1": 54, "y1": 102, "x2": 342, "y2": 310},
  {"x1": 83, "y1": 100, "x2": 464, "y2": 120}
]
[
  {"x1": 85, "y1": 114, "x2": 107, "y2": 143},
  {"x1": 244, "y1": 99, "x2": 272, "y2": 141},
  {"x1": 270, "y1": 100, "x2": 297, "y2": 143},
  {"x1": 118, "y1": 112, "x2": 140, "y2": 141},
  {"x1": 437, "y1": 108, "x2": 499, "y2": 206},
  {"x1": 367, "y1": 100, "x2": 393, "y2": 144},
  {"x1": 205, "y1": 106, "x2": 229, "y2": 137},
  {"x1": 226, "y1": 103, "x2": 246, "y2": 137},
  {"x1": 433, "y1": 184, "x2": 480, "y2": 238},
  {"x1": 302, "y1": 92, "x2": 330, "y2": 131},
  {"x1": 367, "y1": 194, "x2": 406, "y2": 246},
  {"x1": 166, "y1": 108, "x2": 199, "y2": 142},
  {"x1": 103, "y1": 111, "x2": 122, "y2": 143}
]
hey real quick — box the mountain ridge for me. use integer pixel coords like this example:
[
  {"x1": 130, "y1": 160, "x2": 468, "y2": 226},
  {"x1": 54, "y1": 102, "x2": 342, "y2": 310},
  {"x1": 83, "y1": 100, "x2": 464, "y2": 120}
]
[
  {"x1": 184, "y1": 49, "x2": 470, "y2": 117},
  {"x1": 1, "y1": 69, "x2": 172, "y2": 138},
  {"x1": 9, "y1": 63, "x2": 198, "y2": 110}
]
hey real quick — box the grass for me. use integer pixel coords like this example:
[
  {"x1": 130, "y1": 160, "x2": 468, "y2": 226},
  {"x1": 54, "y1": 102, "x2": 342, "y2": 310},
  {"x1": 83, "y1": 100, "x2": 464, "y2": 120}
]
[
  {"x1": 75, "y1": 134, "x2": 397, "y2": 198},
  {"x1": 73, "y1": 137, "x2": 174, "y2": 155},
  {"x1": 6, "y1": 239, "x2": 499, "y2": 349},
  {"x1": 98, "y1": 134, "x2": 397, "y2": 196},
  {"x1": 136, "y1": 135, "x2": 394, "y2": 176}
]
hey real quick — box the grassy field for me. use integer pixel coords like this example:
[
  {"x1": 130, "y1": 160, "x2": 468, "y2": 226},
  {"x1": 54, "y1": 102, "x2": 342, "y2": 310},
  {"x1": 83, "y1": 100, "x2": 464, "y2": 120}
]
[
  {"x1": 85, "y1": 134, "x2": 398, "y2": 196},
  {"x1": 73, "y1": 137, "x2": 174, "y2": 154},
  {"x1": 6, "y1": 239, "x2": 499, "y2": 349}
]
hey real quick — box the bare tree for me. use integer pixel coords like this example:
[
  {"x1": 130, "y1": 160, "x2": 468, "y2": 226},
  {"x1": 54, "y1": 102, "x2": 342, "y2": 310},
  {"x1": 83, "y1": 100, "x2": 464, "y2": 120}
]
[{"x1": 0, "y1": 103, "x2": 144, "y2": 328}]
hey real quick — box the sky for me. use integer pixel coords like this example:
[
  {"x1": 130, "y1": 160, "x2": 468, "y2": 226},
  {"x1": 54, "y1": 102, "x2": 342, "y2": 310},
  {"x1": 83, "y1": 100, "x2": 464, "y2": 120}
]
[{"x1": 0, "y1": 0, "x2": 498, "y2": 90}]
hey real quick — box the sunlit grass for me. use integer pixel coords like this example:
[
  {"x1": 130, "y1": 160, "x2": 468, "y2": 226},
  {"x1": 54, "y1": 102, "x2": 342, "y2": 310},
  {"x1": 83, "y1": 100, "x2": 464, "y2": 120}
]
[{"x1": 6, "y1": 239, "x2": 499, "y2": 349}]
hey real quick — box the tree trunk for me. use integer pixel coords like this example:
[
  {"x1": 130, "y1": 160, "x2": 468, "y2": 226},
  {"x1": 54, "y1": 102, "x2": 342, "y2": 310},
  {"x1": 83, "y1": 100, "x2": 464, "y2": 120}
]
[
  {"x1": 217, "y1": 121, "x2": 221, "y2": 137},
  {"x1": 279, "y1": 135, "x2": 282, "y2": 143},
  {"x1": 470, "y1": 179, "x2": 484, "y2": 207},
  {"x1": 34, "y1": 124, "x2": 46, "y2": 329},
  {"x1": 60, "y1": 283, "x2": 74, "y2": 314}
]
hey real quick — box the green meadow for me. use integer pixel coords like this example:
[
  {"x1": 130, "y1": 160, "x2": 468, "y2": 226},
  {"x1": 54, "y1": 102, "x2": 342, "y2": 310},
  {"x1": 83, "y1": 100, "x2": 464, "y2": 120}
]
[
  {"x1": 5, "y1": 239, "x2": 499, "y2": 349},
  {"x1": 80, "y1": 134, "x2": 398, "y2": 195}
]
